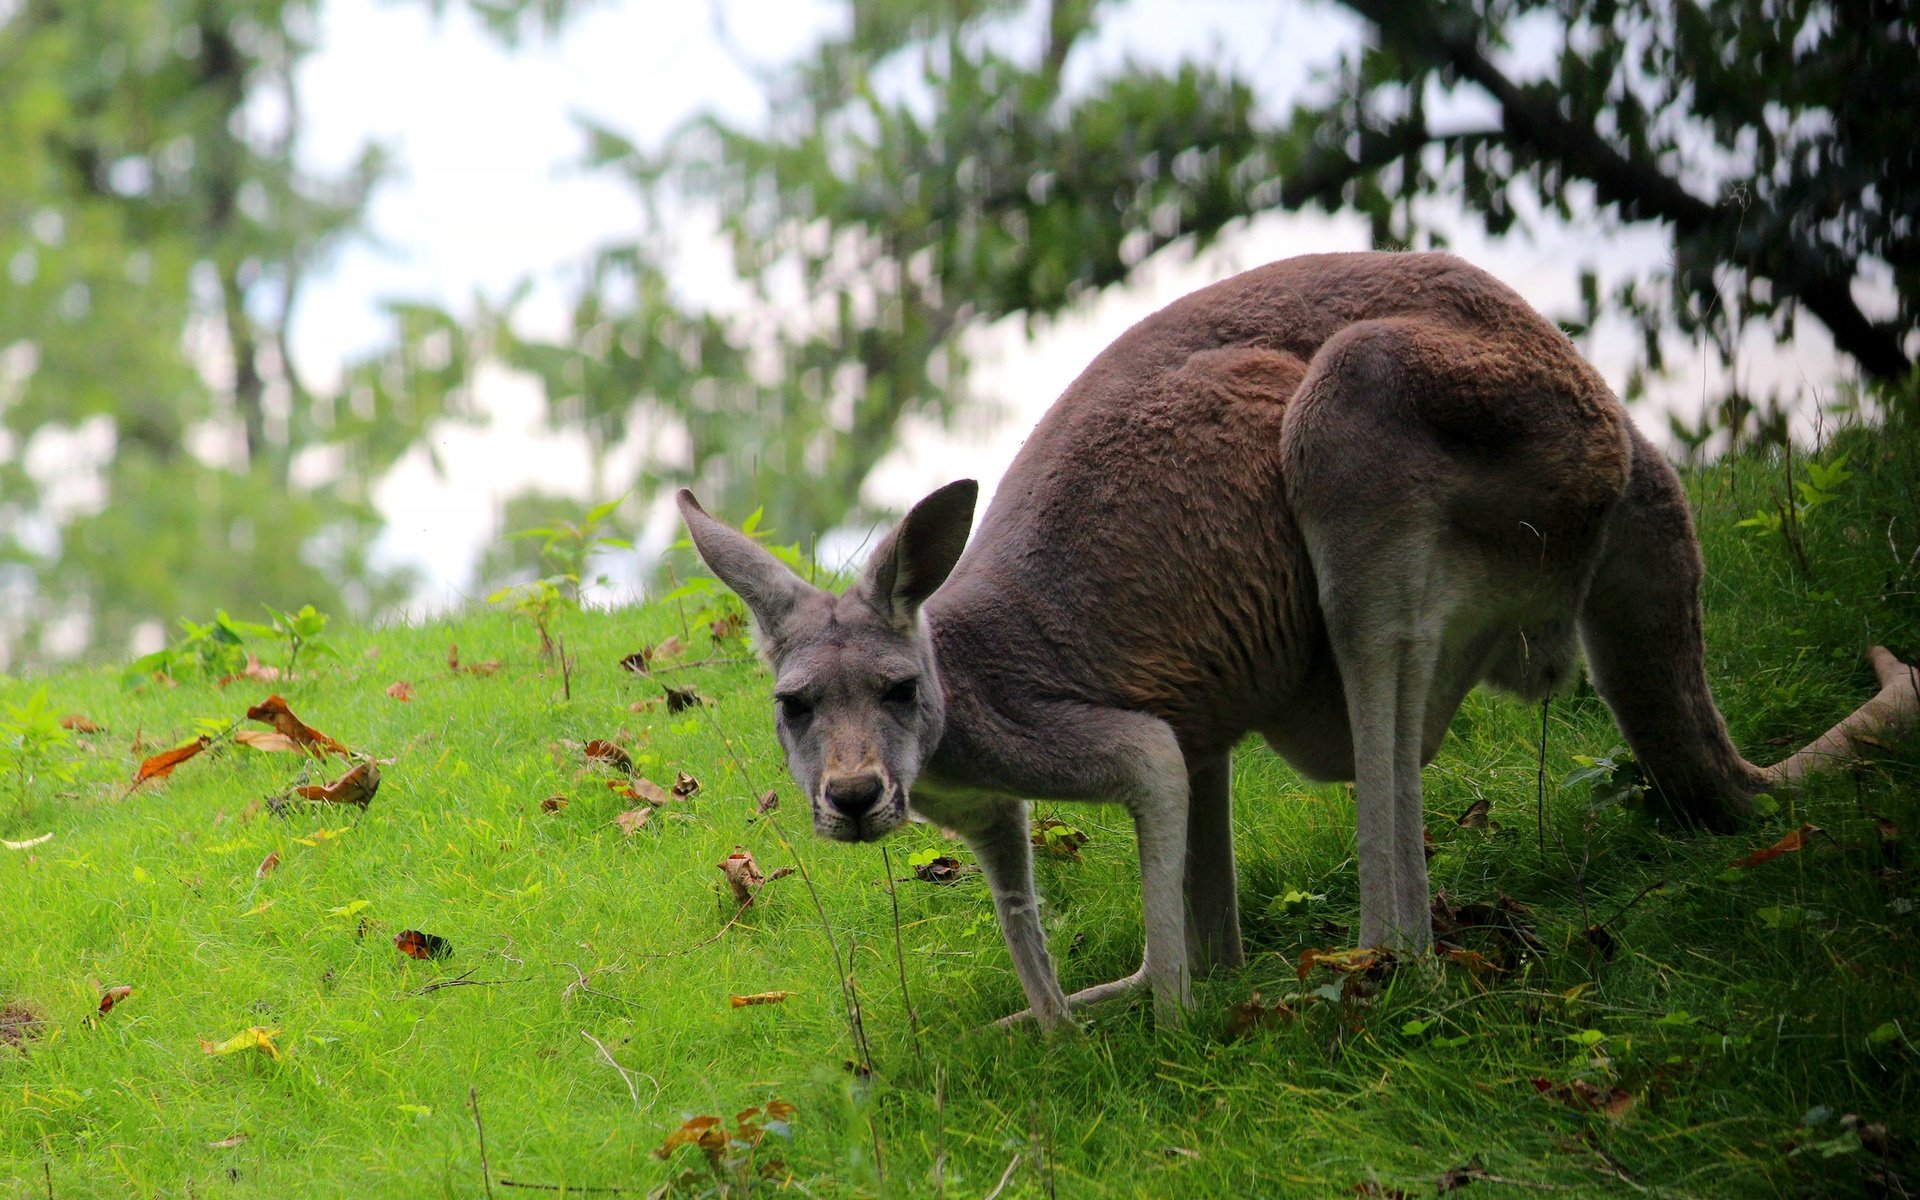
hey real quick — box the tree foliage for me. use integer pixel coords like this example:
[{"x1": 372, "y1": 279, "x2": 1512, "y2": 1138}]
[{"x1": 490, "y1": 0, "x2": 1913, "y2": 540}]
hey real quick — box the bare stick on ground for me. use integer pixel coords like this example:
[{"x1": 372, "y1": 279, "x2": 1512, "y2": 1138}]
[{"x1": 469, "y1": 1086, "x2": 494, "y2": 1200}]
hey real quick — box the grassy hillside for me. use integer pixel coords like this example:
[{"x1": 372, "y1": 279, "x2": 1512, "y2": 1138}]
[{"x1": 3, "y1": 420, "x2": 1918, "y2": 1199}]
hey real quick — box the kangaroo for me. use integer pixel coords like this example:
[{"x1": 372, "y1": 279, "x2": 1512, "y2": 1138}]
[{"x1": 677, "y1": 252, "x2": 1918, "y2": 1029}]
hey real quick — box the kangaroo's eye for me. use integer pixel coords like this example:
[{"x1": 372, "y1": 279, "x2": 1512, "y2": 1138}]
[
  {"x1": 777, "y1": 695, "x2": 813, "y2": 723},
  {"x1": 882, "y1": 679, "x2": 919, "y2": 706}
]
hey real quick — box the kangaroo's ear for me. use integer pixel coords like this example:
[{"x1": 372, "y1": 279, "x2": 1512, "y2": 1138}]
[
  {"x1": 677, "y1": 489, "x2": 814, "y2": 637},
  {"x1": 861, "y1": 479, "x2": 978, "y2": 629}
]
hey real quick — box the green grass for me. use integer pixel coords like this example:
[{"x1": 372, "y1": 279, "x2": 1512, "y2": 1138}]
[{"x1": 3, "y1": 422, "x2": 1919, "y2": 1199}]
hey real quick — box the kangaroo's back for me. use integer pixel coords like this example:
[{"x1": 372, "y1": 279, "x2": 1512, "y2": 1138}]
[{"x1": 929, "y1": 251, "x2": 1630, "y2": 752}]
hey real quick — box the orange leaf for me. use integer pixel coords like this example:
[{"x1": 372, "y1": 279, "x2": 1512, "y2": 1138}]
[
  {"x1": 60, "y1": 713, "x2": 103, "y2": 733},
  {"x1": 245, "y1": 695, "x2": 351, "y2": 757},
  {"x1": 1296, "y1": 946, "x2": 1388, "y2": 981},
  {"x1": 582, "y1": 740, "x2": 633, "y2": 773},
  {"x1": 293, "y1": 761, "x2": 381, "y2": 809},
  {"x1": 234, "y1": 730, "x2": 300, "y2": 753},
  {"x1": 1731, "y1": 822, "x2": 1820, "y2": 869},
  {"x1": 255, "y1": 850, "x2": 281, "y2": 878},
  {"x1": 133, "y1": 736, "x2": 211, "y2": 788},
  {"x1": 394, "y1": 929, "x2": 451, "y2": 961},
  {"x1": 97, "y1": 985, "x2": 134, "y2": 1015},
  {"x1": 729, "y1": 991, "x2": 792, "y2": 1008},
  {"x1": 386, "y1": 680, "x2": 415, "y2": 702},
  {"x1": 447, "y1": 644, "x2": 501, "y2": 675},
  {"x1": 540, "y1": 795, "x2": 568, "y2": 813}
]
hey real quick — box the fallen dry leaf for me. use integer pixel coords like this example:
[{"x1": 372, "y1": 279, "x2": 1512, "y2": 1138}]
[
  {"x1": 1351, "y1": 1183, "x2": 1411, "y2": 1199},
  {"x1": 540, "y1": 795, "x2": 568, "y2": 813},
  {"x1": 719, "y1": 847, "x2": 767, "y2": 907},
  {"x1": 255, "y1": 850, "x2": 281, "y2": 879},
  {"x1": 755, "y1": 789, "x2": 779, "y2": 816},
  {"x1": 912, "y1": 855, "x2": 967, "y2": 884},
  {"x1": 1225, "y1": 992, "x2": 1294, "y2": 1039},
  {"x1": 671, "y1": 771, "x2": 700, "y2": 799},
  {"x1": 1455, "y1": 798, "x2": 1491, "y2": 828},
  {"x1": 218, "y1": 655, "x2": 282, "y2": 687},
  {"x1": 200, "y1": 1026, "x2": 282, "y2": 1060},
  {"x1": 618, "y1": 649, "x2": 651, "y2": 673},
  {"x1": 729, "y1": 991, "x2": 792, "y2": 1008},
  {"x1": 0, "y1": 1002, "x2": 42, "y2": 1048},
  {"x1": 1439, "y1": 946, "x2": 1505, "y2": 976},
  {"x1": 386, "y1": 680, "x2": 415, "y2": 702},
  {"x1": 1436, "y1": 1163, "x2": 1491, "y2": 1193},
  {"x1": 1731, "y1": 822, "x2": 1821, "y2": 869},
  {"x1": 447, "y1": 644, "x2": 502, "y2": 675},
  {"x1": 664, "y1": 686, "x2": 704, "y2": 713},
  {"x1": 2, "y1": 832, "x2": 53, "y2": 851},
  {"x1": 394, "y1": 929, "x2": 452, "y2": 961},
  {"x1": 207, "y1": 1134, "x2": 250, "y2": 1149},
  {"x1": 1531, "y1": 1076, "x2": 1634, "y2": 1117},
  {"x1": 293, "y1": 761, "x2": 381, "y2": 809},
  {"x1": 1031, "y1": 816, "x2": 1090, "y2": 861},
  {"x1": 245, "y1": 695, "x2": 350, "y2": 757},
  {"x1": 132, "y1": 736, "x2": 212, "y2": 789},
  {"x1": 234, "y1": 730, "x2": 301, "y2": 753},
  {"x1": 582, "y1": 740, "x2": 633, "y2": 773},
  {"x1": 97, "y1": 985, "x2": 134, "y2": 1015},
  {"x1": 652, "y1": 635, "x2": 687, "y2": 661},
  {"x1": 710, "y1": 613, "x2": 745, "y2": 642},
  {"x1": 655, "y1": 1115, "x2": 729, "y2": 1160},
  {"x1": 1296, "y1": 946, "x2": 1391, "y2": 981},
  {"x1": 613, "y1": 807, "x2": 651, "y2": 836},
  {"x1": 60, "y1": 713, "x2": 103, "y2": 733}
]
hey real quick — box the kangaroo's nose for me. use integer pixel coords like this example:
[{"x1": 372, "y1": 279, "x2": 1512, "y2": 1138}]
[{"x1": 824, "y1": 773, "x2": 885, "y2": 817}]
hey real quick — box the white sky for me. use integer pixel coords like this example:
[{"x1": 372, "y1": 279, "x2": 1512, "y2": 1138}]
[{"x1": 288, "y1": 0, "x2": 1855, "y2": 606}]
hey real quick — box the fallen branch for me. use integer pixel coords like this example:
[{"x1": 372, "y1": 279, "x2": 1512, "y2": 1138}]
[
  {"x1": 499, "y1": 1181, "x2": 634, "y2": 1194},
  {"x1": 408, "y1": 969, "x2": 529, "y2": 997}
]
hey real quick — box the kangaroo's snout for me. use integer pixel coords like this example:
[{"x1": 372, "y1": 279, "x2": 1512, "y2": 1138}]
[{"x1": 822, "y1": 772, "x2": 887, "y2": 818}]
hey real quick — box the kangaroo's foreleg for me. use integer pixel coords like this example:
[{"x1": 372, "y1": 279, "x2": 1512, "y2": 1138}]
[{"x1": 932, "y1": 797, "x2": 1072, "y2": 1029}]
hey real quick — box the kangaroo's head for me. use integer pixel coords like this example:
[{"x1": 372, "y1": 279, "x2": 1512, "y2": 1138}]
[{"x1": 675, "y1": 481, "x2": 979, "y2": 843}]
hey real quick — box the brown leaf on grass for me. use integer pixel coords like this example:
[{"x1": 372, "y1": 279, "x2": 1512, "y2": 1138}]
[
  {"x1": 1296, "y1": 946, "x2": 1391, "y2": 981},
  {"x1": 1, "y1": 1002, "x2": 43, "y2": 1049},
  {"x1": 609, "y1": 777, "x2": 671, "y2": 805},
  {"x1": 1439, "y1": 946, "x2": 1505, "y2": 976},
  {"x1": 207, "y1": 1134, "x2": 250, "y2": 1149},
  {"x1": 652, "y1": 635, "x2": 687, "y2": 661},
  {"x1": 218, "y1": 655, "x2": 282, "y2": 687},
  {"x1": 1030, "y1": 816, "x2": 1090, "y2": 861},
  {"x1": 618, "y1": 649, "x2": 651, "y2": 673},
  {"x1": 200, "y1": 1026, "x2": 282, "y2": 1059},
  {"x1": 255, "y1": 850, "x2": 281, "y2": 879},
  {"x1": 1731, "y1": 822, "x2": 1821, "y2": 869},
  {"x1": 234, "y1": 730, "x2": 301, "y2": 753},
  {"x1": 60, "y1": 713, "x2": 103, "y2": 733},
  {"x1": 664, "y1": 686, "x2": 705, "y2": 713},
  {"x1": 1455, "y1": 798, "x2": 1491, "y2": 828},
  {"x1": 394, "y1": 929, "x2": 452, "y2": 961},
  {"x1": 245, "y1": 695, "x2": 350, "y2": 757},
  {"x1": 386, "y1": 680, "x2": 415, "y2": 702},
  {"x1": 133, "y1": 736, "x2": 212, "y2": 788},
  {"x1": 710, "y1": 613, "x2": 745, "y2": 642},
  {"x1": 540, "y1": 795, "x2": 568, "y2": 813},
  {"x1": 1531, "y1": 1076, "x2": 1634, "y2": 1118},
  {"x1": 614, "y1": 807, "x2": 651, "y2": 836},
  {"x1": 1225, "y1": 992, "x2": 1294, "y2": 1039},
  {"x1": 912, "y1": 855, "x2": 968, "y2": 884},
  {"x1": 755, "y1": 789, "x2": 779, "y2": 816},
  {"x1": 582, "y1": 740, "x2": 633, "y2": 773},
  {"x1": 447, "y1": 644, "x2": 502, "y2": 676},
  {"x1": 671, "y1": 771, "x2": 701, "y2": 799},
  {"x1": 293, "y1": 761, "x2": 380, "y2": 809},
  {"x1": 98, "y1": 985, "x2": 134, "y2": 1015},
  {"x1": 719, "y1": 847, "x2": 767, "y2": 906},
  {"x1": 654, "y1": 1115, "x2": 729, "y2": 1160},
  {"x1": 729, "y1": 991, "x2": 792, "y2": 1008}
]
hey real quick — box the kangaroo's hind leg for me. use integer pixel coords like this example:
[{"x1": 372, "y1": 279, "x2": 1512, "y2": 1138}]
[
  {"x1": 1281, "y1": 315, "x2": 1632, "y2": 951},
  {"x1": 1184, "y1": 749, "x2": 1244, "y2": 975}
]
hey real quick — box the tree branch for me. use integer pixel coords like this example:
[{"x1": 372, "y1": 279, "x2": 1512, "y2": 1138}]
[{"x1": 1343, "y1": 0, "x2": 1914, "y2": 382}]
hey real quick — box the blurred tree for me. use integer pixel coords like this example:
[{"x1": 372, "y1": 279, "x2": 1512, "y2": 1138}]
[{"x1": 496, "y1": 0, "x2": 1912, "y2": 539}]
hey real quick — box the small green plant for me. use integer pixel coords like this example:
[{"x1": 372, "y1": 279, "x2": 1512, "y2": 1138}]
[
  {"x1": 1737, "y1": 449, "x2": 1851, "y2": 577},
  {"x1": 1564, "y1": 746, "x2": 1646, "y2": 813},
  {"x1": 487, "y1": 577, "x2": 566, "y2": 660},
  {"x1": 508, "y1": 493, "x2": 633, "y2": 604},
  {"x1": 262, "y1": 603, "x2": 340, "y2": 681},
  {"x1": 0, "y1": 686, "x2": 78, "y2": 817}
]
